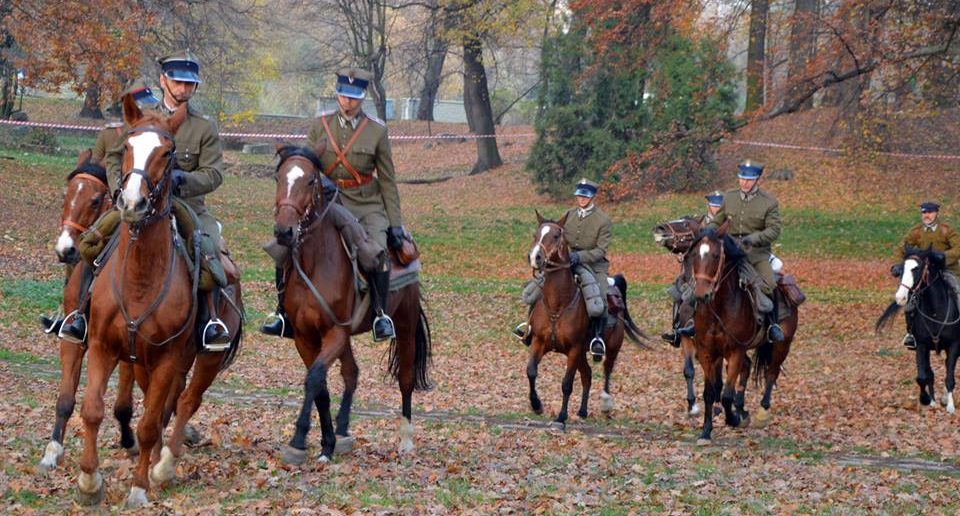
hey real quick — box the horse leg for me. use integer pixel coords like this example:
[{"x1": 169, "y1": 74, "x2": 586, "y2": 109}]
[
  {"x1": 576, "y1": 354, "x2": 591, "y2": 419},
  {"x1": 757, "y1": 339, "x2": 790, "y2": 425},
  {"x1": 734, "y1": 353, "x2": 751, "y2": 426},
  {"x1": 152, "y1": 353, "x2": 219, "y2": 486},
  {"x1": 917, "y1": 348, "x2": 935, "y2": 408},
  {"x1": 683, "y1": 345, "x2": 699, "y2": 417},
  {"x1": 600, "y1": 333, "x2": 622, "y2": 416},
  {"x1": 526, "y1": 341, "x2": 547, "y2": 415},
  {"x1": 393, "y1": 312, "x2": 420, "y2": 456},
  {"x1": 720, "y1": 352, "x2": 743, "y2": 428},
  {"x1": 286, "y1": 331, "x2": 345, "y2": 464},
  {"x1": 40, "y1": 342, "x2": 84, "y2": 471},
  {"x1": 696, "y1": 350, "x2": 720, "y2": 445},
  {"x1": 553, "y1": 352, "x2": 581, "y2": 429},
  {"x1": 944, "y1": 343, "x2": 959, "y2": 414},
  {"x1": 114, "y1": 361, "x2": 139, "y2": 456},
  {"x1": 76, "y1": 343, "x2": 118, "y2": 506},
  {"x1": 333, "y1": 344, "x2": 359, "y2": 455},
  {"x1": 127, "y1": 359, "x2": 179, "y2": 508}
]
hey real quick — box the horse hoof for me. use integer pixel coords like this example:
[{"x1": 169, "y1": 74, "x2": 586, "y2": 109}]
[
  {"x1": 317, "y1": 454, "x2": 332, "y2": 464},
  {"x1": 149, "y1": 446, "x2": 176, "y2": 486},
  {"x1": 76, "y1": 472, "x2": 104, "y2": 506},
  {"x1": 738, "y1": 413, "x2": 750, "y2": 428},
  {"x1": 688, "y1": 403, "x2": 701, "y2": 417},
  {"x1": 600, "y1": 392, "x2": 614, "y2": 414},
  {"x1": 282, "y1": 445, "x2": 307, "y2": 466},
  {"x1": 125, "y1": 486, "x2": 149, "y2": 509},
  {"x1": 577, "y1": 409, "x2": 589, "y2": 419},
  {"x1": 334, "y1": 435, "x2": 355, "y2": 455},
  {"x1": 38, "y1": 441, "x2": 64, "y2": 472},
  {"x1": 183, "y1": 424, "x2": 203, "y2": 447},
  {"x1": 125, "y1": 436, "x2": 140, "y2": 458},
  {"x1": 755, "y1": 407, "x2": 770, "y2": 426},
  {"x1": 696, "y1": 438, "x2": 712, "y2": 447},
  {"x1": 549, "y1": 421, "x2": 566, "y2": 432},
  {"x1": 76, "y1": 484, "x2": 104, "y2": 506}
]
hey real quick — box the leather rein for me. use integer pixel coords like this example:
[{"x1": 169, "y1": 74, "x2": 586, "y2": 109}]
[
  {"x1": 904, "y1": 256, "x2": 960, "y2": 343},
  {"x1": 532, "y1": 224, "x2": 581, "y2": 347}
]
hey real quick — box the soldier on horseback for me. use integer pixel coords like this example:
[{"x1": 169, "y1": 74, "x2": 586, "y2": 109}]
[
  {"x1": 514, "y1": 178, "x2": 612, "y2": 358},
  {"x1": 261, "y1": 68, "x2": 404, "y2": 342},
  {"x1": 892, "y1": 201, "x2": 960, "y2": 350},
  {"x1": 61, "y1": 51, "x2": 232, "y2": 348}
]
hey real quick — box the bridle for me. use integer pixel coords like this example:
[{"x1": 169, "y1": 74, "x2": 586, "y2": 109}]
[
  {"x1": 274, "y1": 154, "x2": 337, "y2": 248},
  {"x1": 901, "y1": 255, "x2": 930, "y2": 294},
  {"x1": 61, "y1": 171, "x2": 113, "y2": 234},
  {"x1": 659, "y1": 220, "x2": 696, "y2": 255},
  {"x1": 693, "y1": 235, "x2": 728, "y2": 298},
  {"x1": 120, "y1": 126, "x2": 176, "y2": 229},
  {"x1": 533, "y1": 223, "x2": 572, "y2": 274},
  {"x1": 902, "y1": 254, "x2": 960, "y2": 343}
]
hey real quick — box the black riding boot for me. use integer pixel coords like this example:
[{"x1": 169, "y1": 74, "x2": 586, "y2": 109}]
[
  {"x1": 512, "y1": 306, "x2": 534, "y2": 347},
  {"x1": 59, "y1": 266, "x2": 95, "y2": 344},
  {"x1": 766, "y1": 294, "x2": 785, "y2": 343},
  {"x1": 369, "y1": 269, "x2": 395, "y2": 342},
  {"x1": 198, "y1": 290, "x2": 230, "y2": 350},
  {"x1": 260, "y1": 267, "x2": 293, "y2": 338},
  {"x1": 589, "y1": 315, "x2": 606, "y2": 360},
  {"x1": 661, "y1": 300, "x2": 683, "y2": 348}
]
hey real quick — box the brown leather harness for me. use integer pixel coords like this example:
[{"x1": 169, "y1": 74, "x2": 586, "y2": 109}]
[{"x1": 320, "y1": 115, "x2": 372, "y2": 190}]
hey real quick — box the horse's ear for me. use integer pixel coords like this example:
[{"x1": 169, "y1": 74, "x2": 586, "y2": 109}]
[
  {"x1": 167, "y1": 102, "x2": 188, "y2": 135},
  {"x1": 77, "y1": 149, "x2": 92, "y2": 168},
  {"x1": 122, "y1": 93, "x2": 142, "y2": 127},
  {"x1": 716, "y1": 219, "x2": 729, "y2": 238},
  {"x1": 536, "y1": 209, "x2": 545, "y2": 225},
  {"x1": 557, "y1": 211, "x2": 568, "y2": 228}
]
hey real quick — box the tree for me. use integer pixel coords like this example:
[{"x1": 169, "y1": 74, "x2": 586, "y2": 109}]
[
  {"x1": 0, "y1": 0, "x2": 16, "y2": 119},
  {"x1": 7, "y1": 0, "x2": 157, "y2": 118},
  {"x1": 416, "y1": 1, "x2": 450, "y2": 121},
  {"x1": 786, "y1": 0, "x2": 819, "y2": 111},
  {"x1": 462, "y1": 31, "x2": 502, "y2": 173},
  {"x1": 745, "y1": 0, "x2": 770, "y2": 112}
]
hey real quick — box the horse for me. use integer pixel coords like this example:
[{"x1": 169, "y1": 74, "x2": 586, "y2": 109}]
[
  {"x1": 75, "y1": 95, "x2": 243, "y2": 508},
  {"x1": 271, "y1": 144, "x2": 431, "y2": 464},
  {"x1": 688, "y1": 224, "x2": 797, "y2": 444},
  {"x1": 39, "y1": 150, "x2": 139, "y2": 471},
  {"x1": 653, "y1": 215, "x2": 704, "y2": 417},
  {"x1": 525, "y1": 211, "x2": 645, "y2": 428},
  {"x1": 877, "y1": 246, "x2": 960, "y2": 412}
]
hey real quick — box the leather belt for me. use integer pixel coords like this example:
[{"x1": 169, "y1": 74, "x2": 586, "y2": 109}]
[{"x1": 335, "y1": 175, "x2": 373, "y2": 189}]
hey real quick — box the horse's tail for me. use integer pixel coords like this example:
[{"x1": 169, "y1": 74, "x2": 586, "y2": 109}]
[
  {"x1": 389, "y1": 294, "x2": 433, "y2": 391},
  {"x1": 875, "y1": 301, "x2": 902, "y2": 335},
  {"x1": 613, "y1": 273, "x2": 652, "y2": 348},
  {"x1": 752, "y1": 338, "x2": 773, "y2": 386}
]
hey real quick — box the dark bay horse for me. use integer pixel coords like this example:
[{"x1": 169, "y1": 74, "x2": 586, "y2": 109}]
[
  {"x1": 39, "y1": 151, "x2": 138, "y2": 471},
  {"x1": 877, "y1": 246, "x2": 960, "y2": 413},
  {"x1": 76, "y1": 96, "x2": 242, "y2": 508},
  {"x1": 525, "y1": 212, "x2": 645, "y2": 428},
  {"x1": 689, "y1": 225, "x2": 797, "y2": 444},
  {"x1": 653, "y1": 215, "x2": 703, "y2": 417},
  {"x1": 272, "y1": 145, "x2": 431, "y2": 464}
]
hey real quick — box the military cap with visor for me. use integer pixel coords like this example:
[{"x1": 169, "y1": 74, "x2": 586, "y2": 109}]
[
  {"x1": 920, "y1": 201, "x2": 941, "y2": 213},
  {"x1": 122, "y1": 78, "x2": 160, "y2": 110},
  {"x1": 737, "y1": 159, "x2": 764, "y2": 179},
  {"x1": 158, "y1": 50, "x2": 202, "y2": 84},
  {"x1": 705, "y1": 190, "x2": 724, "y2": 207},
  {"x1": 574, "y1": 178, "x2": 599, "y2": 199},
  {"x1": 335, "y1": 68, "x2": 373, "y2": 99}
]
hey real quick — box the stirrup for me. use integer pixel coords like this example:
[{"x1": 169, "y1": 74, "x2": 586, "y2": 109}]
[
  {"x1": 902, "y1": 333, "x2": 917, "y2": 350},
  {"x1": 202, "y1": 318, "x2": 231, "y2": 351},
  {"x1": 260, "y1": 312, "x2": 289, "y2": 337},
  {"x1": 41, "y1": 307, "x2": 65, "y2": 334},
  {"x1": 372, "y1": 312, "x2": 395, "y2": 342},
  {"x1": 590, "y1": 336, "x2": 606, "y2": 358},
  {"x1": 58, "y1": 310, "x2": 86, "y2": 344},
  {"x1": 766, "y1": 323, "x2": 785, "y2": 343},
  {"x1": 513, "y1": 322, "x2": 530, "y2": 341}
]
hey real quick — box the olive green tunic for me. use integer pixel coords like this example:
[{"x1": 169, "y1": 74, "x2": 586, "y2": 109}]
[
  {"x1": 708, "y1": 187, "x2": 782, "y2": 294},
  {"x1": 563, "y1": 205, "x2": 612, "y2": 300},
  {"x1": 92, "y1": 123, "x2": 123, "y2": 164},
  {"x1": 307, "y1": 110, "x2": 402, "y2": 251},
  {"x1": 896, "y1": 221, "x2": 960, "y2": 275}
]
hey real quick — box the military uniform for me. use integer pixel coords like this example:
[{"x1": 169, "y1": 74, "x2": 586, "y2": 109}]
[
  {"x1": 896, "y1": 222, "x2": 960, "y2": 275},
  {"x1": 708, "y1": 187, "x2": 782, "y2": 295},
  {"x1": 307, "y1": 110, "x2": 401, "y2": 252},
  {"x1": 92, "y1": 122, "x2": 123, "y2": 164},
  {"x1": 563, "y1": 204, "x2": 611, "y2": 302}
]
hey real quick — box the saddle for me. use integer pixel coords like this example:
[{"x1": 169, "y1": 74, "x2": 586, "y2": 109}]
[{"x1": 777, "y1": 273, "x2": 806, "y2": 307}]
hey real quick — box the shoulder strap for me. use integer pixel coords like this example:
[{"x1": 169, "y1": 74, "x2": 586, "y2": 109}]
[{"x1": 320, "y1": 116, "x2": 369, "y2": 182}]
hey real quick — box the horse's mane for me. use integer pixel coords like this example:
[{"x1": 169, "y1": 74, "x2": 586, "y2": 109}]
[
  {"x1": 276, "y1": 145, "x2": 323, "y2": 172},
  {"x1": 696, "y1": 227, "x2": 747, "y2": 263},
  {"x1": 67, "y1": 154, "x2": 108, "y2": 185}
]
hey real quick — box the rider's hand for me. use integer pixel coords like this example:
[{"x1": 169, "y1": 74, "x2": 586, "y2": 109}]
[
  {"x1": 741, "y1": 234, "x2": 756, "y2": 247},
  {"x1": 569, "y1": 251, "x2": 581, "y2": 266},
  {"x1": 931, "y1": 251, "x2": 946, "y2": 263},
  {"x1": 171, "y1": 169, "x2": 186, "y2": 196},
  {"x1": 386, "y1": 226, "x2": 405, "y2": 250},
  {"x1": 891, "y1": 263, "x2": 903, "y2": 277}
]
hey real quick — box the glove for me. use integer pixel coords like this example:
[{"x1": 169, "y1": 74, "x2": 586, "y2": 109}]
[
  {"x1": 171, "y1": 169, "x2": 186, "y2": 196},
  {"x1": 386, "y1": 226, "x2": 405, "y2": 250},
  {"x1": 741, "y1": 235, "x2": 756, "y2": 247},
  {"x1": 931, "y1": 251, "x2": 946, "y2": 263},
  {"x1": 569, "y1": 252, "x2": 581, "y2": 266},
  {"x1": 890, "y1": 264, "x2": 903, "y2": 277}
]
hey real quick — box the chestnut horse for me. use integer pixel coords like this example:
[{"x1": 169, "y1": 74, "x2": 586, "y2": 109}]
[
  {"x1": 525, "y1": 212, "x2": 645, "y2": 428},
  {"x1": 272, "y1": 145, "x2": 431, "y2": 464},
  {"x1": 689, "y1": 225, "x2": 797, "y2": 444},
  {"x1": 653, "y1": 215, "x2": 704, "y2": 417},
  {"x1": 877, "y1": 246, "x2": 960, "y2": 412},
  {"x1": 76, "y1": 96, "x2": 243, "y2": 508},
  {"x1": 39, "y1": 151, "x2": 139, "y2": 471}
]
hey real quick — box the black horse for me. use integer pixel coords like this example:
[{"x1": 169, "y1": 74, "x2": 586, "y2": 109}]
[{"x1": 877, "y1": 246, "x2": 960, "y2": 413}]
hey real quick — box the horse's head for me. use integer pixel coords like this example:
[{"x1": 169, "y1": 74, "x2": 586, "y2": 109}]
[
  {"x1": 529, "y1": 210, "x2": 570, "y2": 271},
  {"x1": 273, "y1": 144, "x2": 325, "y2": 247},
  {"x1": 894, "y1": 245, "x2": 941, "y2": 306},
  {"x1": 117, "y1": 93, "x2": 185, "y2": 224},
  {"x1": 56, "y1": 150, "x2": 112, "y2": 264},
  {"x1": 689, "y1": 221, "x2": 743, "y2": 303},
  {"x1": 653, "y1": 216, "x2": 700, "y2": 254}
]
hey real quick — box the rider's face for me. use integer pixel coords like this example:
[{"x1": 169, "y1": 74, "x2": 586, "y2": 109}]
[
  {"x1": 159, "y1": 75, "x2": 197, "y2": 107},
  {"x1": 922, "y1": 210, "x2": 938, "y2": 225},
  {"x1": 738, "y1": 177, "x2": 759, "y2": 193},
  {"x1": 337, "y1": 95, "x2": 364, "y2": 119},
  {"x1": 708, "y1": 204, "x2": 721, "y2": 216},
  {"x1": 575, "y1": 195, "x2": 592, "y2": 209}
]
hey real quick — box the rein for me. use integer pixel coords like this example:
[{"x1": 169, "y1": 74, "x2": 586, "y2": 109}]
[
  {"x1": 531, "y1": 223, "x2": 582, "y2": 348},
  {"x1": 693, "y1": 237, "x2": 762, "y2": 348},
  {"x1": 906, "y1": 259, "x2": 960, "y2": 344}
]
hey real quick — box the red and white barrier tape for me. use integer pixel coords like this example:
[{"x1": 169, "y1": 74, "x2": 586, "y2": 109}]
[
  {"x1": 729, "y1": 139, "x2": 960, "y2": 161},
  {"x1": 0, "y1": 118, "x2": 534, "y2": 141}
]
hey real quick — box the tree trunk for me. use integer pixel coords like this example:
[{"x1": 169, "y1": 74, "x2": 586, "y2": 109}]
[
  {"x1": 462, "y1": 34, "x2": 502, "y2": 175},
  {"x1": 79, "y1": 83, "x2": 104, "y2": 119},
  {"x1": 0, "y1": 0, "x2": 14, "y2": 119},
  {"x1": 786, "y1": 0, "x2": 818, "y2": 111},
  {"x1": 416, "y1": 18, "x2": 448, "y2": 121},
  {"x1": 745, "y1": 0, "x2": 769, "y2": 112}
]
